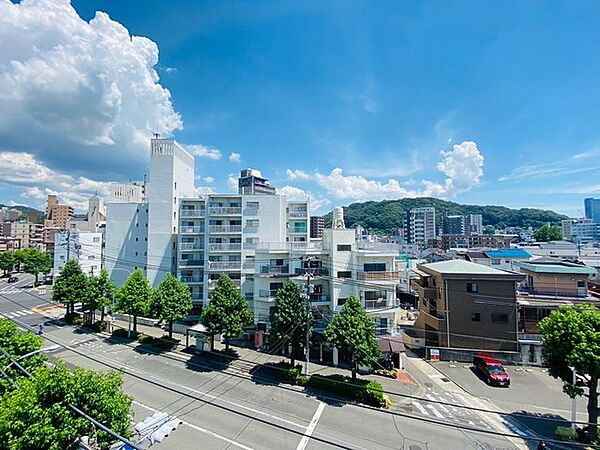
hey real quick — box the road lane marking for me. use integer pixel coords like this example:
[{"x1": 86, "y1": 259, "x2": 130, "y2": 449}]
[
  {"x1": 412, "y1": 401, "x2": 429, "y2": 415},
  {"x1": 296, "y1": 401, "x2": 325, "y2": 450},
  {"x1": 426, "y1": 403, "x2": 445, "y2": 419},
  {"x1": 133, "y1": 400, "x2": 254, "y2": 450}
]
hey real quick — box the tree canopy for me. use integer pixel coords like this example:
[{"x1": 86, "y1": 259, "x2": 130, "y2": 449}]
[
  {"x1": 324, "y1": 294, "x2": 380, "y2": 380},
  {"x1": 150, "y1": 274, "x2": 193, "y2": 338},
  {"x1": 534, "y1": 224, "x2": 563, "y2": 242},
  {"x1": 116, "y1": 269, "x2": 151, "y2": 333},
  {"x1": 0, "y1": 251, "x2": 15, "y2": 276},
  {"x1": 201, "y1": 273, "x2": 253, "y2": 350},
  {"x1": 84, "y1": 269, "x2": 117, "y2": 323},
  {"x1": 270, "y1": 281, "x2": 309, "y2": 367},
  {"x1": 52, "y1": 260, "x2": 88, "y2": 315},
  {"x1": 22, "y1": 248, "x2": 52, "y2": 285},
  {"x1": 539, "y1": 305, "x2": 600, "y2": 443}
]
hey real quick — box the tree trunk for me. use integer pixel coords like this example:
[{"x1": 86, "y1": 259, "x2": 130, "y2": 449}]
[
  {"x1": 34, "y1": 273, "x2": 38, "y2": 285},
  {"x1": 290, "y1": 340, "x2": 296, "y2": 368},
  {"x1": 100, "y1": 306, "x2": 105, "y2": 323},
  {"x1": 225, "y1": 335, "x2": 230, "y2": 351},
  {"x1": 168, "y1": 320, "x2": 173, "y2": 339},
  {"x1": 133, "y1": 315, "x2": 138, "y2": 333},
  {"x1": 351, "y1": 354, "x2": 357, "y2": 380},
  {"x1": 588, "y1": 376, "x2": 598, "y2": 443},
  {"x1": 210, "y1": 334, "x2": 215, "y2": 352}
]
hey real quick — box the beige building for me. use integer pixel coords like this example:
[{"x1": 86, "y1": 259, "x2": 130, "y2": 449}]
[
  {"x1": 11, "y1": 221, "x2": 44, "y2": 250},
  {"x1": 45, "y1": 194, "x2": 74, "y2": 229}
]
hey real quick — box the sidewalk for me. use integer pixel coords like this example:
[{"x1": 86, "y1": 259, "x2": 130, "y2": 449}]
[{"x1": 106, "y1": 316, "x2": 421, "y2": 398}]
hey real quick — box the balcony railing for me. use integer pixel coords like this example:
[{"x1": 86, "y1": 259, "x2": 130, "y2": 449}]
[
  {"x1": 209, "y1": 278, "x2": 241, "y2": 286},
  {"x1": 244, "y1": 208, "x2": 259, "y2": 216},
  {"x1": 356, "y1": 241, "x2": 399, "y2": 253},
  {"x1": 180, "y1": 276, "x2": 203, "y2": 283},
  {"x1": 180, "y1": 209, "x2": 206, "y2": 217},
  {"x1": 208, "y1": 225, "x2": 242, "y2": 233},
  {"x1": 180, "y1": 226, "x2": 204, "y2": 234},
  {"x1": 259, "y1": 265, "x2": 289, "y2": 275},
  {"x1": 179, "y1": 259, "x2": 204, "y2": 267},
  {"x1": 244, "y1": 226, "x2": 259, "y2": 233},
  {"x1": 258, "y1": 289, "x2": 279, "y2": 300},
  {"x1": 208, "y1": 261, "x2": 242, "y2": 270},
  {"x1": 288, "y1": 210, "x2": 307, "y2": 217},
  {"x1": 244, "y1": 242, "x2": 257, "y2": 250},
  {"x1": 179, "y1": 243, "x2": 204, "y2": 251},
  {"x1": 289, "y1": 228, "x2": 307, "y2": 234},
  {"x1": 357, "y1": 271, "x2": 399, "y2": 281},
  {"x1": 255, "y1": 242, "x2": 328, "y2": 252},
  {"x1": 309, "y1": 294, "x2": 330, "y2": 303},
  {"x1": 209, "y1": 243, "x2": 242, "y2": 252},
  {"x1": 293, "y1": 267, "x2": 330, "y2": 277},
  {"x1": 209, "y1": 207, "x2": 242, "y2": 215},
  {"x1": 365, "y1": 299, "x2": 390, "y2": 310}
]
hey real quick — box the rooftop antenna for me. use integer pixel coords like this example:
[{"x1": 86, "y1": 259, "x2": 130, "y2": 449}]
[{"x1": 152, "y1": 132, "x2": 160, "y2": 139}]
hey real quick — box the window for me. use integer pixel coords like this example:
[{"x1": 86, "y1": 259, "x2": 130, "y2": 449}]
[
  {"x1": 471, "y1": 313, "x2": 481, "y2": 322},
  {"x1": 135, "y1": 237, "x2": 138, "y2": 242},
  {"x1": 337, "y1": 271, "x2": 352, "y2": 278},
  {"x1": 364, "y1": 263, "x2": 386, "y2": 272},
  {"x1": 491, "y1": 259, "x2": 500, "y2": 266},
  {"x1": 174, "y1": 182, "x2": 177, "y2": 189},
  {"x1": 337, "y1": 244, "x2": 352, "y2": 251},
  {"x1": 88, "y1": 255, "x2": 95, "y2": 260},
  {"x1": 135, "y1": 252, "x2": 138, "y2": 256},
  {"x1": 491, "y1": 313, "x2": 508, "y2": 323},
  {"x1": 93, "y1": 237, "x2": 100, "y2": 243},
  {"x1": 467, "y1": 282, "x2": 479, "y2": 293},
  {"x1": 577, "y1": 280, "x2": 586, "y2": 288},
  {"x1": 338, "y1": 297, "x2": 346, "y2": 306}
]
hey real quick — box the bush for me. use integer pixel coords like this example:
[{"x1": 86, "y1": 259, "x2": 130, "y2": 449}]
[
  {"x1": 306, "y1": 375, "x2": 387, "y2": 407},
  {"x1": 111, "y1": 328, "x2": 129, "y2": 338},
  {"x1": 64, "y1": 312, "x2": 81, "y2": 324},
  {"x1": 89, "y1": 321, "x2": 107, "y2": 332},
  {"x1": 555, "y1": 426, "x2": 577, "y2": 441},
  {"x1": 138, "y1": 334, "x2": 154, "y2": 344}
]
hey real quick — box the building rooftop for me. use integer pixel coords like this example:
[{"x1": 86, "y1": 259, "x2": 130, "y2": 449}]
[
  {"x1": 466, "y1": 251, "x2": 488, "y2": 259},
  {"x1": 484, "y1": 248, "x2": 532, "y2": 259},
  {"x1": 420, "y1": 259, "x2": 518, "y2": 276},
  {"x1": 514, "y1": 261, "x2": 597, "y2": 275}
]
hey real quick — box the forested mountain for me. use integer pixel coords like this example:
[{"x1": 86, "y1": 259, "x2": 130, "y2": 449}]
[
  {"x1": 0, "y1": 203, "x2": 45, "y2": 224},
  {"x1": 323, "y1": 198, "x2": 568, "y2": 235}
]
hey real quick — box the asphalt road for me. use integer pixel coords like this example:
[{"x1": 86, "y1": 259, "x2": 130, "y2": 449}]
[{"x1": 0, "y1": 274, "x2": 525, "y2": 450}]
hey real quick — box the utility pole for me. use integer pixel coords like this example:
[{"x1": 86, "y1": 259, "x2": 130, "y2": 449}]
[{"x1": 302, "y1": 256, "x2": 317, "y2": 376}]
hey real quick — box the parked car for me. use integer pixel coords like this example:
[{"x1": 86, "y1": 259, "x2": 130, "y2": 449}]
[
  {"x1": 473, "y1": 352, "x2": 510, "y2": 387},
  {"x1": 7, "y1": 276, "x2": 18, "y2": 283}
]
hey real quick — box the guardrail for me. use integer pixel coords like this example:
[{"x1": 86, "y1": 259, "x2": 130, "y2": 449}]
[
  {"x1": 209, "y1": 207, "x2": 242, "y2": 215},
  {"x1": 208, "y1": 225, "x2": 242, "y2": 233}
]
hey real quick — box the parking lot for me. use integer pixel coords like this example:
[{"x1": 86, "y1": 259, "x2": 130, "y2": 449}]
[{"x1": 430, "y1": 361, "x2": 587, "y2": 421}]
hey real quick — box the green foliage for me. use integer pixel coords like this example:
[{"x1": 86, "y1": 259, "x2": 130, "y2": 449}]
[
  {"x1": 13, "y1": 248, "x2": 34, "y2": 272},
  {"x1": 322, "y1": 198, "x2": 568, "y2": 235},
  {"x1": 0, "y1": 319, "x2": 45, "y2": 394},
  {"x1": 306, "y1": 375, "x2": 387, "y2": 407},
  {"x1": 539, "y1": 305, "x2": 600, "y2": 442},
  {"x1": 534, "y1": 224, "x2": 563, "y2": 242},
  {"x1": 84, "y1": 269, "x2": 116, "y2": 323},
  {"x1": 22, "y1": 249, "x2": 52, "y2": 284},
  {"x1": 116, "y1": 269, "x2": 151, "y2": 333},
  {"x1": 269, "y1": 281, "x2": 309, "y2": 367},
  {"x1": 200, "y1": 273, "x2": 253, "y2": 350},
  {"x1": 149, "y1": 274, "x2": 193, "y2": 338},
  {"x1": 555, "y1": 426, "x2": 577, "y2": 441},
  {"x1": 324, "y1": 294, "x2": 380, "y2": 379},
  {"x1": 52, "y1": 260, "x2": 87, "y2": 315},
  {"x1": 268, "y1": 360, "x2": 309, "y2": 386},
  {"x1": 0, "y1": 362, "x2": 132, "y2": 450},
  {"x1": 138, "y1": 334, "x2": 154, "y2": 344},
  {"x1": 0, "y1": 251, "x2": 15, "y2": 276},
  {"x1": 111, "y1": 328, "x2": 130, "y2": 338}
]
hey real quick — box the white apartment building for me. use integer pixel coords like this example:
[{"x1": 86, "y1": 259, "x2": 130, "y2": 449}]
[
  {"x1": 405, "y1": 207, "x2": 436, "y2": 245},
  {"x1": 177, "y1": 194, "x2": 309, "y2": 309},
  {"x1": 66, "y1": 195, "x2": 107, "y2": 233},
  {"x1": 54, "y1": 231, "x2": 102, "y2": 276},
  {"x1": 253, "y1": 227, "x2": 400, "y2": 336}
]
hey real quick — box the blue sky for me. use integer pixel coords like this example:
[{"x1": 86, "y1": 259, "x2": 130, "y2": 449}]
[{"x1": 1, "y1": 0, "x2": 600, "y2": 215}]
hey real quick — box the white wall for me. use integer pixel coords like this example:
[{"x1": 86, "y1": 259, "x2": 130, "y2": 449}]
[{"x1": 54, "y1": 231, "x2": 103, "y2": 276}]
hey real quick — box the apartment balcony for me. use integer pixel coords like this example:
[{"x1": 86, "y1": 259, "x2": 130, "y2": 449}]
[
  {"x1": 208, "y1": 225, "x2": 242, "y2": 233},
  {"x1": 180, "y1": 209, "x2": 206, "y2": 217},
  {"x1": 178, "y1": 259, "x2": 204, "y2": 268},
  {"x1": 209, "y1": 207, "x2": 242, "y2": 216},
  {"x1": 209, "y1": 278, "x2": 241, "y2": 287},
  {"x1": 180, "y1": 276, "x2": 203, "y2": 284},
  {"x1": 365, "y1": 299, "x2": 391, "y2": 310},
  {"x1": 180, "y1": 226, "x2": 205, "y2": 234},
  {"x1": 244, "y1": 242, "x2": 257, "y2": 250},
  {"x1": 289, "y1": 228, "x2": 308, "y2": 235},
  {"x1": 244, "y1": 226, "x2": 259, "y2": 234},
  {"x1": 411, "y1": 281, "x2": 437, "y2": 300},
  {"x1": 357, "y1": 271, "x2": 399, "y2": 282},
  {"x1": 208, "y1": 261, "x2": 242, "y2": 270},
  {"x1": 242, "y1": 261, "x2": 255, "y2": 270},
  {"x1": 208, "y1": 243, "x2": 242, "y2": 252},
  {"x1": 309, "y1": 293, "x2": 330, "y2": 303},
  {"x1": 258, "y1": 289, "x2": 279, "y2": 301},
  {"x1": 179, "y1": 242, "x2": 204, "y2": 251},
  {"x1": 288, "y1": 210, "x2": 307, "y2": 218},
  {"x1": 259, "y1": 265, "x2": 290, "y2": 275},
  {"x1": 244, "y1": 208, "x2": 259, "y2": 216},
  {"x1": 293, "y1": 267, "x2": 330, "y2": 277}
]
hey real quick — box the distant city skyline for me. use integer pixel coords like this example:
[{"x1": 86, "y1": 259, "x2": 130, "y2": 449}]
[{"x1": 1, "y1": 0, "x2": 600, "y2": 216}]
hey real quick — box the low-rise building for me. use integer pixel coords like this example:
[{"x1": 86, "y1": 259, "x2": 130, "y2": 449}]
[
  {"x1": 483, "y1": 248, "x2": 532, "y2": 272},
  {"x1": 53, "y1": 231, "x2": 103, "y2": 276},
  {"x1": 0, "y1": 237, "x2": 21, "y2": 252},
  {"x1": 412, "y1": 259, "x2": 524, "y2": 352},
  {"x1": 440, "y1": 234, "x2": 514, "y2": 250}
]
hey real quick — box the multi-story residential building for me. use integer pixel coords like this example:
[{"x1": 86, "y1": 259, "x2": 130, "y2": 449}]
[
  {"x1": 53, "y1": 231, "x2": 103, "y2": 276},
  {"x1": 45, "y1": 194, "x2": 74, "y2": 229},
  {"x1": 177, "y1": 194, "x2": 309, "y2": 309},
  {"x1": 11, "y1": 221, "x2": 43, "y2": 249},
  {"x1": 7, "y1": 209, "x2": 22, "y2": 221},
  {"x1": 310, "y1": 216, "x2": 325, "y2": 239},
  {"x1": 468, "y1": 214, "x2": 483, "y2": 235},
  {"x1": 0, "y1": 237, "x2": 21, "y2": 252},
  {"x1": 412, "y1": 259, "x2": 524, "y2": 351},
  {"x1": 405, "y1": 207, "x2": 436, "y2": 245},
  {"x1": 443, "y1": 214, "x2": 483, "y2": 236},
  {"x1": 253, "y1": 226, "x2": 399, "y2": 337},
  {"x1": 440, "y1": 234, "x2": 514, "y2": 251},
  {"x1": 0, "y1": 222, "x2": 11, "y2": 237},
  {"x1": 584, "y1": 197, "x2": 600, "y2": 223},
  {"x1": 238, "y1": 169, "x2": 276, "y2": 195},
  {"x1": 562, "y1": 218, "x2": 599, "y2": 244},
  {"x1": 66, "y1": 195, "x2": 106, "y2": 233}
]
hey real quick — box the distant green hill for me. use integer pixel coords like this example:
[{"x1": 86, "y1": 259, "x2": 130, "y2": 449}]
[
  {"x1": 0, "y1": 203, "x2": 45, "y2": 224},
  {"x1": 323, "y1": 198, "x2": 568, "y2": 235}
]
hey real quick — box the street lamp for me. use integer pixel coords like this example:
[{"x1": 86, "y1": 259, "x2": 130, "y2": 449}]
[
  {"x1": 111, "y1": 268, "x2": 132, "y2": 338},
  {"x1": 570, "y1": 366, "x2": 577, "y2": 431},
  {"x1": 3, "y1": 344, "x2": 61, "y2": 371}
]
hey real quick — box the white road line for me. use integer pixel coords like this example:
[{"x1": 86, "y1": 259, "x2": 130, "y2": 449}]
[
  {"x1": 133, "y1": 400, "x2": 254, "y2": 450},
  {"x1": 426, "y1": 403, "x2": 445, "y2": 419},
  {"x1": 296, "y1": 401, "x2": 325, "y2": 450},
  {"x1": 412, "y1": 401, "x2": 429, "y2": 415}
]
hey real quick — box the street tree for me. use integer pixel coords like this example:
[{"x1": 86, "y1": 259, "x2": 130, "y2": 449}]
[
  {"x1": 84, "y1": 269, "x2": 117, "y2": 323},
  {"x1": 117, "y1": 269, "x2": 152, "y2": 333},
  {"x1": 0, "y1": 251, "x2": 15, "y2": 277},
  {"x1": 539, "y1": 305, "x2": 600, "y2": 443},
  {"x1": 0, "y1": 362, "x2": 132, "y2": 450},
  {"x1": 270, "y1": 281, "x2": 309, "y2": 367},
  {"x1": 52, "y1": 260, "x2": 88, "y2": 315},
  {"x1": 22, "y1": 248, "x2": 52, "y2": 285},
  {"x1": 324, "y1": 294, "x2": 380, "y2": 380},
  {"x1": 201, "y1": 273, "x2": 253, "y2": 351},
  {"x1": 13, "y1": 248, "x2": 33, "y2": 272},
  {"x1": 150, "y1": 274, "x2": 193, "y2": 338},
  {"x1": 0, "y1": 318, "x2": 45, "y2": 394},
  {"x1": 534, "y1": 224, "x2": 562, "y2": 242}
]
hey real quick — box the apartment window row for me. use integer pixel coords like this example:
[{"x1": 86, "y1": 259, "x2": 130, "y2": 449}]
[{"x1": 471, "y1": 312, "x2": 509, "y2": 323}]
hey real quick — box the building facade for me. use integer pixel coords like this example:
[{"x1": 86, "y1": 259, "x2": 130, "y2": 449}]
[
  {"x1": 584, "y1": 198, "x2": 600, "y2": 223},
  {"x1": 405, "y1": 207, "x2": 436, "y2": 245},
  {"x1": 45, "y1": 195, "x2": 74, "y2": 229},
  {"x1": 238, "y1": 169, "x2": 276, "y2": 195},
  {"x1": 310, "y1": 216, "x2": 325, "y2": 239},
  {"x1": 53, "y1": 231, "x2": 103, "y2": 276},
  {"x1": 11, "y1": 221, "x2": 43, "y2": 250}
]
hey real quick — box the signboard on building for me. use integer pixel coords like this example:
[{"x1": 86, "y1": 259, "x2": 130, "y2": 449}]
[{"x1": 429, "y1": 348, "x2": 440, "y2": 362}]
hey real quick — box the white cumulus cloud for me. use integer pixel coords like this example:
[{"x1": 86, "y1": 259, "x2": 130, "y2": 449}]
[
  {"x1": 227, "y1": 174, "x2": 238, "y2": 192},
  {"x1": 0, "y1": 0, "x2": 182, "y2": 175},
  {"x1": 286, "y1": 169, "x2": 312, "y2": 180},
  {"x1": 186, "y1": 144, "x2": 222, "y2": 160},
  {"x1": 204, "y1": 176, "x2": 215, "y2": 183},
  {"x1": 279, "y1": 185, "x2": 330, "y2": 213},
  {"x1": 229, "y1": 152, "x2": 242, "y2": 163}
]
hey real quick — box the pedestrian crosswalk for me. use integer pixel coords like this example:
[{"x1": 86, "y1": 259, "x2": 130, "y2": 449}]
[
  {"x1": 0, "y1": 305, "x2": 63, "y2": 320},
  {"x1": 0, "y1": 287, "x2": 34, "y2": 295},
  {"x1": 0, "y1": 308, "x2": 34, "y2": 318},
  {"x1": 403, "y1": 391, "x2": 485, "y2": 428}
]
